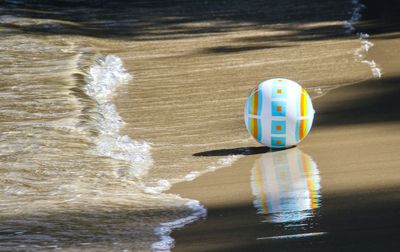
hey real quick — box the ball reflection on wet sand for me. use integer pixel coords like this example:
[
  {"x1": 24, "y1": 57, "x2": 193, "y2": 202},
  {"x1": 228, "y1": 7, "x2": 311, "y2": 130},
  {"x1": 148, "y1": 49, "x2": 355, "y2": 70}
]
[{"x1": 251, "y1": 148, "x2": 321, "y2": 226}]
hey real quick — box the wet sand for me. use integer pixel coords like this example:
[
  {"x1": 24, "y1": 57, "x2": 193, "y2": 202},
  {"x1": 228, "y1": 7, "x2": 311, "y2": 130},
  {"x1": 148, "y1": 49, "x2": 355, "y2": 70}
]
[{"x1": 170, "y1": 2, "x2": 400, "y2": 252}]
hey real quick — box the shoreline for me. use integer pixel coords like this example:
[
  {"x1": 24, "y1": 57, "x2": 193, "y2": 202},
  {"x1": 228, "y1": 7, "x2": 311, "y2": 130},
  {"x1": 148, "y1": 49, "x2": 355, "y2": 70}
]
[{"x1": 168, "y1": 1, "x2": 400, "y2": 250}]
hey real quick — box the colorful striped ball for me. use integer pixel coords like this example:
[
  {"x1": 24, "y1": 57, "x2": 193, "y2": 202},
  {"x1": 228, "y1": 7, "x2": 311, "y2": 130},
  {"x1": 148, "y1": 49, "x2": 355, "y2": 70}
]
[{"x1": 244, "y1": 78, "x2": 315, "y2": 148}]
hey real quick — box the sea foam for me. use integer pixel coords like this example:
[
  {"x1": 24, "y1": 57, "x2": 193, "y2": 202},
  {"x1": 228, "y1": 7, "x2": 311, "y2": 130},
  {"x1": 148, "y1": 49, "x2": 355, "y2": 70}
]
[
  {"x1": 152, "y1": 199, "x2": 207, "y2": 251},
  {"x1": 182, "y1": 155, "x2": 242, "y2": 183},
  {"x1": 85, "y1": 55, "x2": 153, "y2": 178},
  {"x1": 345, "y1": 0, "x2": 382, "y2": 78}
]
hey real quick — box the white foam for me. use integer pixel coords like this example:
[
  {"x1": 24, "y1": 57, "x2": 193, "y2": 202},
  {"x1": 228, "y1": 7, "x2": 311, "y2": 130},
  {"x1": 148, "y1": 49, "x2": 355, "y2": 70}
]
[
  {"x1": 217, "y1": 155, "x2": 241, "y2": 166},
  {"x1": 361, "y1": 60, "x2": 382, "y2": 78},
  {"x1": 180, "y1": 155, "x2": 242, "y2": 183},
  {"x1": 184, "y1": 171, "x2": 201, "y2": 181},
  {"x1": 85, "y1": 55, "x2": 132, "y2": 102},
  {"x1": 345, "y1": 0, "x2": 382, "y2": 78},
  {"x1": 143, "y1": 179, "x2": 172, "y2": 194},
  {"x1": 85, "y1": 55, "x2": 153, "y2": 178},
  {"x1": 95, "y1": 135, "x2": 153, "y2": 178},
  {"x1": 152, "y1": 199, "x2": 207, "y2": 252}
]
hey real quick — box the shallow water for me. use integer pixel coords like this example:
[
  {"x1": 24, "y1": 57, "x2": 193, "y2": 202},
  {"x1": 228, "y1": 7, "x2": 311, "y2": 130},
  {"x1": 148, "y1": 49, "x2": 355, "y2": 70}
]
[{"x1": 0, "y1": 0, "x2": 375, "y2": 251}]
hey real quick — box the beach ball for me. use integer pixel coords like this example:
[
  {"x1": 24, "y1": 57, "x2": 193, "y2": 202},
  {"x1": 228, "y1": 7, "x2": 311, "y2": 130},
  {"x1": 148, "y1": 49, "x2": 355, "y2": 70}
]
[{"x1": 244, "y1": 78, "x2": 315, "y2": 148}]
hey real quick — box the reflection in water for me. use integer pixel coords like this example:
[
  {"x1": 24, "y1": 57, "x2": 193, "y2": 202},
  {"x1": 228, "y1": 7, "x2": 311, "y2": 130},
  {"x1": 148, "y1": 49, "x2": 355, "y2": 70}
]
[{"x1": 251, "y1": 148, "x2": 321, "y2": 227}]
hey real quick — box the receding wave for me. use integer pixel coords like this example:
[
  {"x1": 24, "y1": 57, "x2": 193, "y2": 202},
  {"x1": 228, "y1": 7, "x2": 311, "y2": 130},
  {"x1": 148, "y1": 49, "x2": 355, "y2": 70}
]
[{"x1": 0, "y1": 32, "x2": 205, "y2": 250}]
